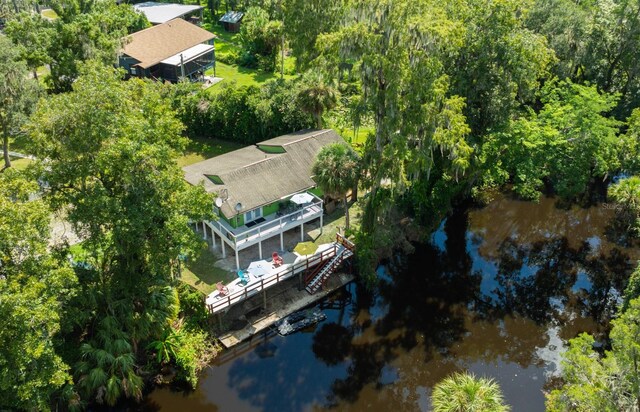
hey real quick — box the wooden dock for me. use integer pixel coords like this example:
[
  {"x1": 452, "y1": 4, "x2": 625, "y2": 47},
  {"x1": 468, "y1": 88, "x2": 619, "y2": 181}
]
[
  {"x1": 217, "y1": 271, "x2": 354, "y2": 349},
  {"x1": 207, "y1": 234, "x2": 355, "y2": 314}
]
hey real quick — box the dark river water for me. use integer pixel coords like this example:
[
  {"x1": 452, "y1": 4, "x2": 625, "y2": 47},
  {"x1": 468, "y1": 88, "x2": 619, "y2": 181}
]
[{"x1": 140, "y1": 194, "x2": 640, "y2": 412}]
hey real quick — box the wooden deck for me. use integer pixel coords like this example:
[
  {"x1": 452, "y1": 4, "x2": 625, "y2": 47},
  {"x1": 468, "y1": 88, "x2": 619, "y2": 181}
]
[{"x1": 206, "y1": 240, "x2": 352, "y2": 314}]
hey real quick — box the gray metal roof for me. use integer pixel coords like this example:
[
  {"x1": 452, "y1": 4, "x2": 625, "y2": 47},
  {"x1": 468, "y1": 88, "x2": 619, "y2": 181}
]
[
  {"x1": 219, "y1": 10, "x2": 244, "y2": 24},
  {"x1": 183, "y1": 129, "x2": 345, "y2": 218}
]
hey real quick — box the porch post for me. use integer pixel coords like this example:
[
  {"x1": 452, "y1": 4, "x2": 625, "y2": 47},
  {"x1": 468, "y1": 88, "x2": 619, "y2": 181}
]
[
  {"x1": 221, "y1": 240, "x2": 226, "y2": 258},
  {"x1": 263, "y1": 287, "x2": 267, "y2": 309},
  {"x1": 300, "y1": 222, "x2": 304, "y2": 241},
  {"x1": 203, "y1": 222, "x2": 208, "y2": 240},
  {"x1": 320, "y1": 213, "x2": 323, "y2": 235},
  {"x1": 258, "y1": 240, "x2": 262, "y2": 260},
  {"x1": 212, "y1": 229, "x2": 216, "y2": 248},
  {"x1": 235, "y1": 249, "x2": 240, "y2": 271},
  {"x1": 280, "y1": 231, "x2": 284, "y2": 250}
]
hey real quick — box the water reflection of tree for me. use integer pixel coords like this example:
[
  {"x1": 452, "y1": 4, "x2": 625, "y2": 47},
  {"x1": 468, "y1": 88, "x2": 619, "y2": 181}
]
[
  {"x1": 488, "y1": 237, "x2": 580, "y2": 323},
  {"x1": 575, "y1": 247, "x2": 630, "y2": 324},
  {"x1": 324, "y1": 209, "x2": 481, "y2": 407},
  {"x1": 487, "y1": 236, "x2": 631, "y2": 326},
  {"x1": 324, "y1": 207, "x2": 634, "y2": 408}
]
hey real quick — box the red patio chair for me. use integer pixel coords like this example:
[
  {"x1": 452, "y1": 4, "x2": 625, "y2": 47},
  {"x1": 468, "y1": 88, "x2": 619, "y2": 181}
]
[
  {"x1": 272, "y1": 252, "x2": 283, "y2": 267},
  {"x1": 216, "y1": 282, "x2": 229, "y2": 296}
]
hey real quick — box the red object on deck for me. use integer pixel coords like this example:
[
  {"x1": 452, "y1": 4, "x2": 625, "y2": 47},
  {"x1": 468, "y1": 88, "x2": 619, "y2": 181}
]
[{"x1": 272, "y1": 252, "x2": 283, "y2": 267}]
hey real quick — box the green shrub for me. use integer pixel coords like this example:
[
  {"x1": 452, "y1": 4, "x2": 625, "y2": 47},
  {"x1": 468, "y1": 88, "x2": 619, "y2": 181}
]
[
  {"x1": 173, "y1": 328, "x2": 217, "y2": 388},
  {"x1": 177, "y1": 283, "x2": 208, "y2": 328}
]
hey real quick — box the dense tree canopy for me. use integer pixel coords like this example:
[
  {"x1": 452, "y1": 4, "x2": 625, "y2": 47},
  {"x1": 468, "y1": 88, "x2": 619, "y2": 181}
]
[
  {"x1": 0, "y1": 170, "x2": 76, "y2": 411},
  {"x1": 0, "y1": 36, "x2": 41, "y2": 169},
  {"x1": 528, "y1": 0, "x2": 640, "y2": 119},
  {"x1": 26, "y1": 64, "x2": 213, "y2": 406},
  {"x1": 547, "y1": 297, "x2": 640, "y2": 411},
  {"x1": 238, "y1": 6, "x2": 283, "y2": 71},
  {"x1": 480, "y1": 81, "x2": 626, "y2": 200},
  {"x1": 4, "y1": 12, "x2": 53, "y2": 80}
]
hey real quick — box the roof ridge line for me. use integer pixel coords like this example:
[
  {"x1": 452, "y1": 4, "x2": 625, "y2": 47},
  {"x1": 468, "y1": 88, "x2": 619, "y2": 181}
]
[{"x1": 281, "y1": 129, "x2": 330, "y2": 147}]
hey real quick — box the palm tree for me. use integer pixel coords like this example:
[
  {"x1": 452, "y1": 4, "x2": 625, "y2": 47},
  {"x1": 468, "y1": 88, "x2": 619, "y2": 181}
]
[
  {"x1": 431, "y1": 372, "x2": 509, "y2": 412},
  {"x1": 297, "y1": 75, "x2": 338, "y2": 129},
  {"x1": 75, "y1": 316, "x2": 144, "y2": 406},
  {"x1": 147, "y1": 328, "x2": 181, "y2": 365},
  {"x1": 312, "y1": 142, "x2": 360, "y2": 230}
]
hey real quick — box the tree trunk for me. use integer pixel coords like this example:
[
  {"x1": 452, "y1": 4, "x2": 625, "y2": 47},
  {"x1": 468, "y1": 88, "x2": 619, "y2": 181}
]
[
  {"x1": 2, "y1": 125, "x2": 11, "y2": 169},
  {"x1": 351, "y1": 179, "x2": 358, "y2": 202},
  {"x1": 343, "y1": 195, "x2": 349, "y2": 231},
  {"x1": 315, "y1": 112, "x2": 322, "y2": 129},
  {"x1": 32, "y1": 69, "x2": 38, "y2": 80}
]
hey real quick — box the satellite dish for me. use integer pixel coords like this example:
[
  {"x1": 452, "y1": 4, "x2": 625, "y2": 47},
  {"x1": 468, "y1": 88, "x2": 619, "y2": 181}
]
[{"x1": 215, "y1": 197, "x2": 223, "y2": 208}]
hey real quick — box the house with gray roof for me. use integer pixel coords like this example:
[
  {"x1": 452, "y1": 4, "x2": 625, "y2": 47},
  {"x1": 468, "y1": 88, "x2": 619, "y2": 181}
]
[{"x1": 183, "y1": 129, "x2": 345, "y2": 270}]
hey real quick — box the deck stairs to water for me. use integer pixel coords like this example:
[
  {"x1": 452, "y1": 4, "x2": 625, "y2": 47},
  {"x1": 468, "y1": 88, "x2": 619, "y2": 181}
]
[{"x1": 305, "y1": 245, "x2": 354, "y2": 294}]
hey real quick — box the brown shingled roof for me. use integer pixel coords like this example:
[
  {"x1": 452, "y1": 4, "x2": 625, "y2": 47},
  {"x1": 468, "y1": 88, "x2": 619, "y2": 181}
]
[
  {"x1": 121, "y1": 18, "x2": 215, "y2": 69},
  {"x1": 182, "y1": 129, "x2": 346, "y2": 219}
]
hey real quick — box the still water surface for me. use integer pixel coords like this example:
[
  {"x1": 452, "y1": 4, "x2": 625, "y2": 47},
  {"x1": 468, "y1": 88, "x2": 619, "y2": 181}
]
[{"x1": 142, "y1": 195, "x2": 640, "y2": 411}]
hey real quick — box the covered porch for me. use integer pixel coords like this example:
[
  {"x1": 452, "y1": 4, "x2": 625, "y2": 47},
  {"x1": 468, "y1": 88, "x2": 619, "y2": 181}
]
[
  {"x1": 197, "y1": 192, "x2": 324, "y2": 270},
  {"x1": 150, "y1": 42, "x2": 215, "y2": 82}
]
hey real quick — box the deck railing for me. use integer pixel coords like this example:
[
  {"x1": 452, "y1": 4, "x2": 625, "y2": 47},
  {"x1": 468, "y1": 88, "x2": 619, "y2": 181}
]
[
  {"x1": 207, "y1": 243, "x2": 338, "y2": 314},
  {"x1": 210, "y1": 197, "x2": 323, "y2": 249},
  {"x1": 206, "y1": 233, "x2": 356, "y2": 314}
]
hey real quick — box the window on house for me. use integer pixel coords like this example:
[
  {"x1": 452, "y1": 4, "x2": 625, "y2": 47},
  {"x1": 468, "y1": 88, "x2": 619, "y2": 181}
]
[
  {"x1": 244, "y1": 207, "x2": 263, "y2": 223},
  {"x1": 130, "y1": 67, "x2": 137, "y2": 76}
]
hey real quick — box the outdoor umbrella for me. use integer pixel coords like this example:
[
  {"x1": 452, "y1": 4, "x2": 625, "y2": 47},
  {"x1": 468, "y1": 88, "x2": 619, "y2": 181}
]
[
  {"x1": 290, "y1": 192, "x2": 314, "y2": 205},
  {"x1": 247, "y1": 260, "x2": 271, "y2": 277},
  {"x1": 294, "y1": 241, "x2": 319, "y2": 256}
]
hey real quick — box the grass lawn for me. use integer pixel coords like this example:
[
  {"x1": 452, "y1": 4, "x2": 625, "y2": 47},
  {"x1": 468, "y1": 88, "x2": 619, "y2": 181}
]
[
  {"x1": 181, "y1": 246, "x2": 236, "y2": 295},
  {"x1": 41, "y1": 9, "x2": 58, "y2": 19},
  {"x1": 206, "y1": 62, "x2": 294, "y2": 90},
  {"x1": 312, "y1": 200, "x2": 363, "y2": 245},
  {"x1": 10, "y1": 157, "x2": 33, "y2": 171},
  {"x1": 177, "y1": 137, "x2": 244, "y2": 167}
]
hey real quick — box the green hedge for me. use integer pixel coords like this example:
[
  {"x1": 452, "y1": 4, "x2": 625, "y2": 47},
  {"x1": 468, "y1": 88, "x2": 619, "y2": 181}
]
[{"x1": 167, "y1": 78, "x2": 314, "y2": 145}]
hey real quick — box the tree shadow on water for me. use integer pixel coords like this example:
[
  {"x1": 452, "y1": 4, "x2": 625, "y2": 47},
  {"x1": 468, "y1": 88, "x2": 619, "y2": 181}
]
[{"x1": 323, "y1": 209, "x2": 481, "y2": 407}]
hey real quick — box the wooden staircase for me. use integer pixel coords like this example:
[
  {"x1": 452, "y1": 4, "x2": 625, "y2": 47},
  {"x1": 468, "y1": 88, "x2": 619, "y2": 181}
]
[{"x1": 304, "y1": 234, "x2": 355, "y2": 295}]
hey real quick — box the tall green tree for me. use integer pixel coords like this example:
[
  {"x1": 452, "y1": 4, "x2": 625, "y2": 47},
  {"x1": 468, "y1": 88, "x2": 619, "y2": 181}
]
[
  {"x1": 431, "y1": 372, "x2": 510, "y2": 412},
  {"x1": 283, "y1": 0, "x2": 345, "y2": 69},
  {"x1": 312, "y1": 142, "x2": 360, "y2": 230},
  {"x1": 0, "y1": 36, "x2": 41, "y2": 169},
  {"x1": 316, "y1": 0, "x2": 473, "y2": 277},
  {"x1": 0, "y1": 169, "x2": 77, "y2": 411},
  {"x1": 4, "y1": 12, "x2": 54, "y2": 80},
  {"x1": 450, "y1": 0, "x2": 553, "y2": 136},
  {"x1": 238, "y1": 6, "x2": 283, "y2": 71},
  {"x1": 45, "y1": 0, "x2": 148, "y2": 92},
  {"x1": 297, "y1": 73, "x2": 338, "y2": 129},
  {"x1": 480, "y1": 80, "x2": 626, "y2": 200},
  {"x1": 27, "y1": 63, "x2": 213, "y2": 406},
  {"x1": 527, "y1": 0, "x2": 640, "y2": 119},
  {"x1": 547, "y1": 298, "x2": 640, "y2": 411}
]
